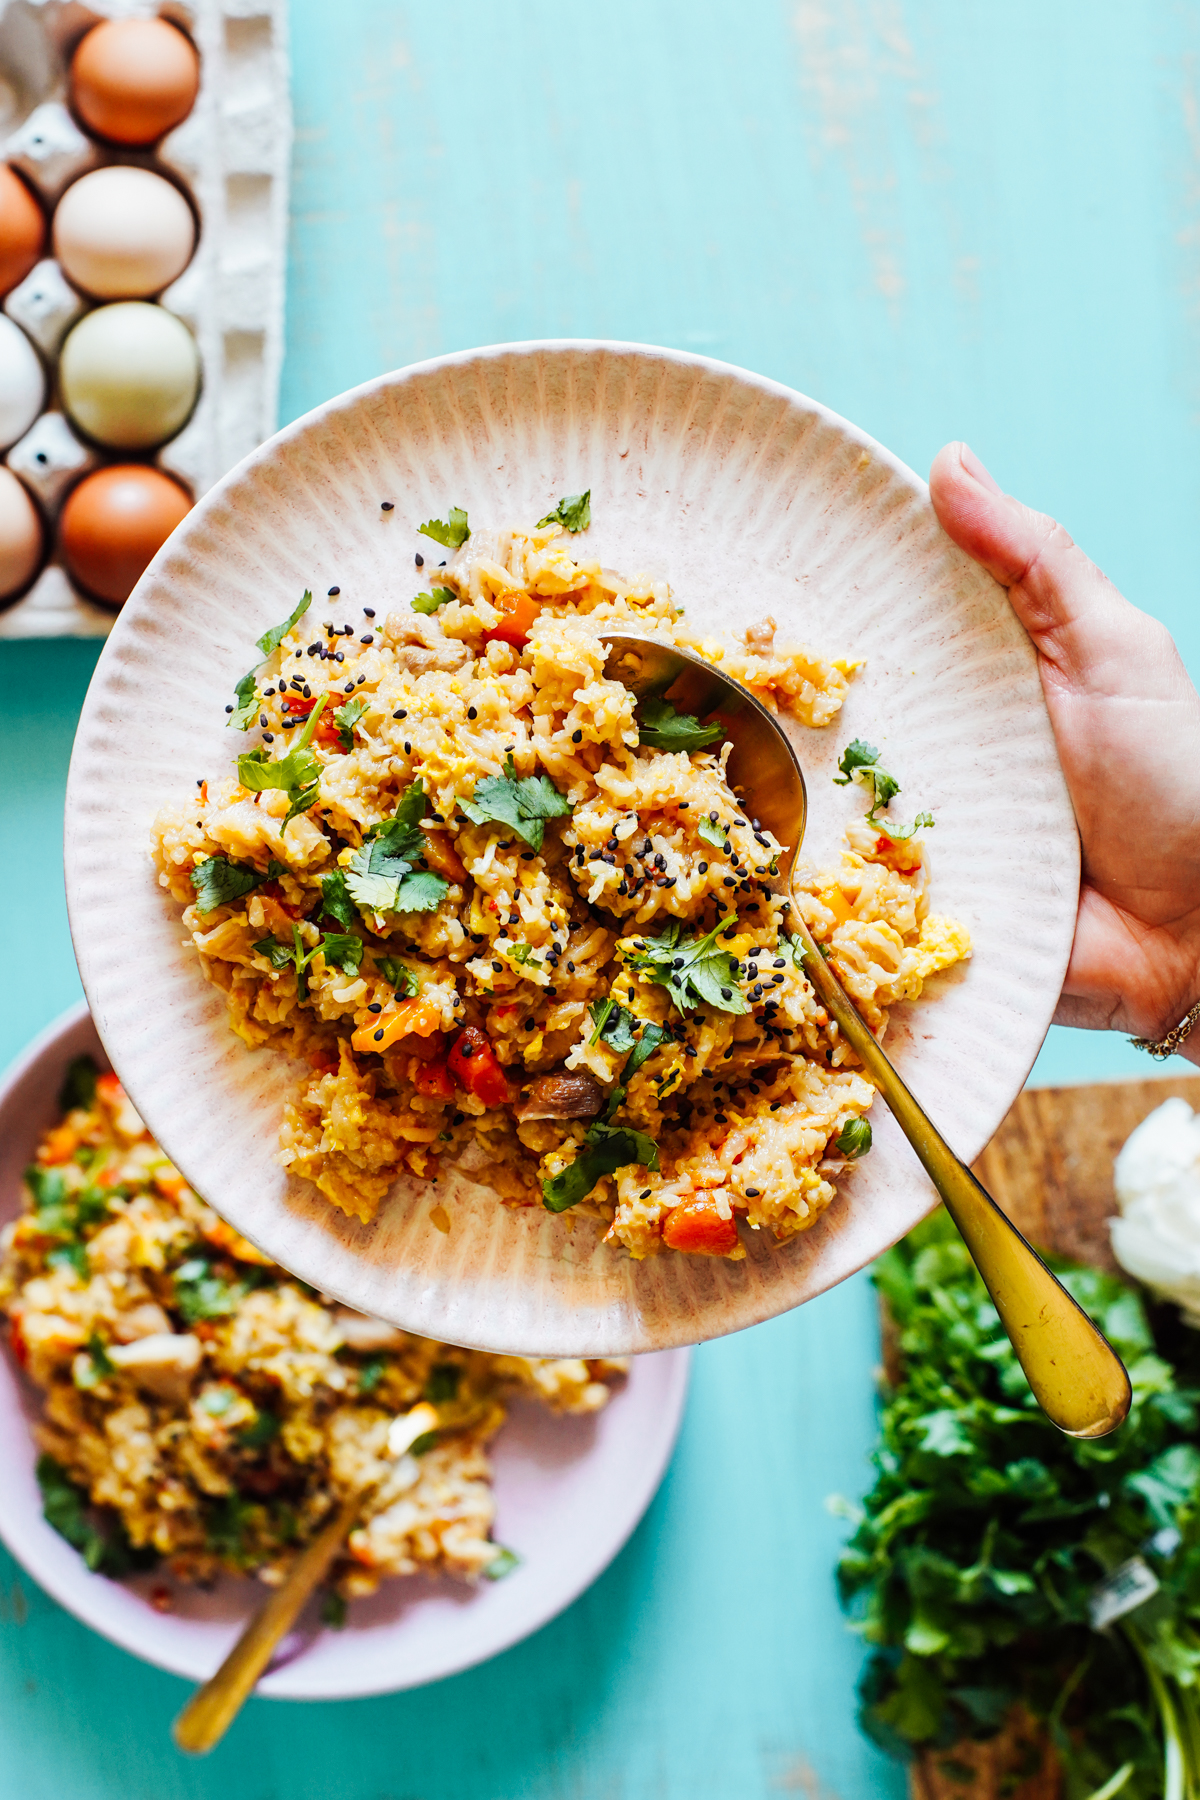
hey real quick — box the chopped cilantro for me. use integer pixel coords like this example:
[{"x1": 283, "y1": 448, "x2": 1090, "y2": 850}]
[
  {"x1": 191, "y1": 855, "x2": 265, "y2": 915},
  {"x1": 256, "y1": 590, "x2": 313, "y2": 661},
  {"x1": 418, "y1": 508, "x2": 470, "y2": 550},
  {"x1": 320, "y1": 1589, "x2": 348, "y2": 1629},
  {"x1": 508, "y1": 943, "x2": 542, "y2": 968},
  {"x1": 409, "y1": 1429, "x2": 440, "y2": 1456},
  {"x1": 204, "y1": 1492, "x2": 256, "y2": 1564},
  {"x1": 627, "y1": 916, "x2": 748, "y2": 1016},
  {"x1": 320, "y1": 933, "x2": 364, "y2": 978},
  {"x1": 698, "y1": 815, "x2": 728, "y2": 850},
  {"x1": 377, "y1": 957, "x2": 419, "y2": 998},
  {"x1": 484, "y1": 1546, "x2": 521, "y2": 1580},
  {"x1": 459, "y1": 753, "x2": 570, "y2": 852},
  {"x1": 356, "y1": 1356, "x2": 387, "y2": 1394},
  {"x1": 833, "y1": 738, "x2": 933, "y2": 841},
  {"x1": 835, "y1": 1117, "x2": 872, "y2": 1159},
  {"x1": 320, "y1": 869, "x2": 357, "y2": 930},
  {"x1": 411, "y1": 586, "x2": 456, "y2": 615},
  {"x1": 36, "y1": 1455, "x2": 156, "y2": 1577},
  {"x1": 236, "y1": 694, "x2": 328, "y2": 832},
  {"x1": 624, "y1": 1022, "x2": 667, "y2": 1082},
  {"x1": 536, "y1": 490, "x2": 591, "y2": 533},
  {"x1": 227, "y1": 591, "x2": 313, "y2": 729},
  {"x1": 173, "y1": 1258, "x2": 245, "y2": 1325},
  {"x1": 333, "y1": 696, "x2": 366, "y2": 750},
  {"x1": 345, "y1": 782, "x2": 449, "y2": 916},
  {"x1": 636, "y1": 696, "x2": 724, "y2": 753},
  {"x1": 588, "y1": 997, "x2": 638, "y2": 1052},
  {"x1": 255, "y1": 924, "x2": 360, "y2": 996},
  {"x1": 237, "y1": 1409, "x2": 280, "y2": 1450},
  {"x1": 424, "y1": 1363, "x2": 461, "y2": 1405},
  {"x1": 59, "y1": 1054, "x2": 98, "y2": 1112},
  {"x1": 542, "y1": 1121, "x2": 660, "y2": 1212},
  {"x1": 47, "y1": 1242, "x2": 89, "y2": 1281}
]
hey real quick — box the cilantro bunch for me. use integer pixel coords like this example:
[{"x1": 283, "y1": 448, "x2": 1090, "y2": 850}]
[
  {"x1": 838, "y1": 1209, "x2": 1200, "y2": 1799},
  {"x1": 343, "y1": 780, "x2": 449, "y2": 916}
]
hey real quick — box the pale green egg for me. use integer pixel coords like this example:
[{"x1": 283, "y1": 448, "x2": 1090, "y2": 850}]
[{"x1": 59, "y1": 301, "x2": 200, "y2": 450}]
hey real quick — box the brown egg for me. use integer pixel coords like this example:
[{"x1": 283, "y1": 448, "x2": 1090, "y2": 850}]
[
  {"x1": 0, "y1": 165, "x2": 45, "y2": 296},
  {"x1": 59, "y1": 465, "x2": 191, "y2": 606},
  {"x1": 70, "y1": 18, "x2": 200, "y2": 147}
]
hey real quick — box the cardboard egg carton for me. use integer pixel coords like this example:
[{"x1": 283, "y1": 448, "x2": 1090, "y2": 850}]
[{"x1": 0, "y1": 0, "x2": 290, "y2": 639}]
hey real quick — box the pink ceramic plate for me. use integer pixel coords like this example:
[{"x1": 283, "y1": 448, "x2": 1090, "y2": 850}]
[{"x1": 0, "y1": 1005, "x2": 690, "y2": 1697}]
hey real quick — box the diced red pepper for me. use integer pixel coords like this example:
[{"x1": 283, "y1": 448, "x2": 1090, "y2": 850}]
[
  {"x1": 661, "y1": 1195, "x2": 740, "y2": 1257},
  {"x1": 482, "y1": 592, "x2": 540, "y2": 650},
  {"x1": 414, "y1": 1057, "x2": 455, "y2": 1100},
  {"x1": 282, "y1": 696, "x2": 342, "y2": 749},
  {"x1": 448, "y1": 1026, "x2": 514, "y2": 1108}
]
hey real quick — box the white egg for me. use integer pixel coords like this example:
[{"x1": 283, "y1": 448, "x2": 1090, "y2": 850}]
[
  {"x1": 0, "y1": 313, "x2": 45, "y2": 450},
  {"x1": 53, "y1": 166, "x2": 195, "y2": 299},
  {"x1": 59, "y1": 301, "x2": 199, "y2": 449},
  {"x1": 0, "y1": 465, "x2": 43, "y2": 598}
]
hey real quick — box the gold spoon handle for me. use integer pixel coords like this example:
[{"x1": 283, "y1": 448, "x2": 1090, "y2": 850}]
[
  {"x1": 793, "y1": 915, "x2": 1131, "y2": 1438},
  {"x1": 173, "y1": 1490, "x2": 363, "y2": 1755}
]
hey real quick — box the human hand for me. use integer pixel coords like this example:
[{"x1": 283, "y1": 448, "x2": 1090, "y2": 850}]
[{"x1": 929, "y1": 441, "x2": 1200, "y2": 1064}]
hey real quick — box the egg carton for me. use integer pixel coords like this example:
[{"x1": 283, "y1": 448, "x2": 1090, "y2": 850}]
[{"x1": 0, "y1": 0, "x2": 290, "y2": 639}]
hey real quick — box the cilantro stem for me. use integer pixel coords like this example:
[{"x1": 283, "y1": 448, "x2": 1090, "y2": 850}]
[{"x1": 295, "y1": 691, "x2": 328, "y2": 749}]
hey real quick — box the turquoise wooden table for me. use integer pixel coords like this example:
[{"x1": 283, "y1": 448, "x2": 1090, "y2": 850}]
[{"x1": 3, "y1": 2, "x2": 1198, "y2": 1793}]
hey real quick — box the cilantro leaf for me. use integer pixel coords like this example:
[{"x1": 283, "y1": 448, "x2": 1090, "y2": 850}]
[
  {"x1": 320, "y1": 933, "x2": 364, "y2": 978},
  {"x1": 48, "y1": 1242, "x2": 89, "y2": 1281},
  {"x1": 59, "y1": 1054, "x2": 98, "y2": 1113},
  {"x1": 624, "y1": 1021, "x2": 667, "y2": 1081},
  {"x1": 459, "y1": 754, "x2": 571, "y2": 852},
  {"x1": 418, "y1": 508, "x2": 470, "y2": 550},
  {"x1": 237, "y1": 1409, "x2": 280, "y2": 1451},
  {"x1": 636, "y1": 696, "x2": 724, "y2": 753},
  {"x1": 411, "y1": 587, "x2": 456, "y2": 616},
  {"x1": 191, "y1": 855, "x2": 266, "y2": 915},
  {"x1": 698, "y1": 815, "x2": 728, "y2": 849},
  {"x1": 833, "y1": 738, "x2": 932, "y2": 839},
  {"x1": 173, "y1": 1257, "x2": 245, "y2": 1325},
  {"x1": 36, "y1": 1455, "x2": 155, "y2": 1577},
  {"x1": 424, "y1": 1363, "x2": 461, "y2": 1404},
  {"x1": 835, "y1": 1117, "x2": 872, "y2": 1159},
  {"x1": 393, "y1": 870, "x2": 450, "y2": 913},
  {"x1": 256, "y1": 590, "x2": 312, "y2": 661},
  {"x1": 356, "y1": 1356, "x2": 387, "y2": 1393},
  {"x1": 377, "y1": 957, "x2": 419, "y2": 997},
  {"x1": 320, "y1": 869, "x2": 357, "y2": 930},
  {"x1": 536, "y1": 490, "x2": 592, "y2": 533},
  {"x1": 237, "y1": 694, "x2": 328, "y2": 831},
  {"x1": 228, "y1": 668, "x2": 260, "y2": 732},
  {"x1": 627, "y1": 916, "x2": 748, "y2": 1015},
  {"x1": 542, "y1": 1121, "x2": 660, "y2": 1212},
  {"x1": 833, "y1": 739, "x2": 882, "y2": 785},
  {"x1": 588, "y1": 998, "x2": 638, "y2": 1052},
  {"x1": 333, "y1": 696, "x2": 366, "y2": 751},
  {"x1": 484, "y1": 1546, "x2": 521, "y2": 1580}
]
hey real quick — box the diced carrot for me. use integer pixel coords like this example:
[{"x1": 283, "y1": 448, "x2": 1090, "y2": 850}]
[
  {"x1": 483, "y1": 591, "x2": 540, "y2": 649},
  {"x1": 421, "y1": 830, "x2": 467, "y2": 884},
  {"x1": 38, "y1": 1125, "x2": 78, "y2": 1165},
  {"x1": 204, "y1": 1217, "x2": 275, "y2": 1265},
  {"x1": 351, "y1": 996, "x2": 441, "y2": 1055},
  {"x1": 154, "y1": 1170, "x2": 187, "y2": 1201},
  {"x1": 661, "y1": 1195, "x2": 740, "y2": 1257},
  {"x1": 96, "y1": 1072, "x2": 125, "y2": 1106}
]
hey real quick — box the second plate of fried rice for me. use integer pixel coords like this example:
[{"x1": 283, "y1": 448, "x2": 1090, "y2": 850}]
[{"x1": 64, "y1": 342, "x2": 1078, "y2": 1355}]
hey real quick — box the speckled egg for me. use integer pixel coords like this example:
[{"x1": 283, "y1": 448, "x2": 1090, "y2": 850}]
[
  {"x1": 0, "y1": 465, "x2": 42, "y2": 599},
  {"x1": 0, "y1": 313, "x2": 45, "y2": 449},
  {"x1": 53, "y1": 167, "x2": 195, "y2": 300},
  {"x1": 59, "y1": 302, "x2": 200, "y2": 450},
  {"x1": 0, "y1": 166, "x2": 45, "y2": 297},
  {"x1": 70, "y1": 18, "x2": 200, "y2": 147},
  {"x1": 59, "y1": 464, "x2": 191, "y2": 606}
]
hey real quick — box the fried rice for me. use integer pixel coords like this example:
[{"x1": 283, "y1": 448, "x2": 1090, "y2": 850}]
[
  {"x1": 150, "y1": 500, "x2": 970, "y2": 1261},
  {"x1": 0, "y1": 1062, "x2": 623, "y2": 1599}
]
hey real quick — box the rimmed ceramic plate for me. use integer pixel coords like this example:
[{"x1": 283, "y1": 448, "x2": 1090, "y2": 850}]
[
  {"x1": 64, "y1": 341, "x2": 1079, "y2": 1356},
  {"x1": 0, "y1": 1004, "x2": 690, "y2": 1697}
]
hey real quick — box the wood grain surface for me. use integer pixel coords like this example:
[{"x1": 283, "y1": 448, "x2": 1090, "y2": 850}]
[{"x1": 912, "y1": 1072, "x2": 1200, "y2": 1799}]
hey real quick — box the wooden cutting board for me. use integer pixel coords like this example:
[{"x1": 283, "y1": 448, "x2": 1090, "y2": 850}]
[{"x1": 908, "y1": 1071, "x2": 1200, "y2": 1800}]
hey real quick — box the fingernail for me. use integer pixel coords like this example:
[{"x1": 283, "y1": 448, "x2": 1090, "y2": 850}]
[{"x1": 958, "y1": 442, "x2": 1001, "y2": 494}]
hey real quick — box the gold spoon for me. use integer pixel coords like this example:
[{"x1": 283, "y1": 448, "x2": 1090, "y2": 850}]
[
  {"x1": 173, "y1": 1402, "x2": 439, "y2": 1754},
  {"x1": 603, "y1": 633, "x2": 1131, "y2": 1440}
]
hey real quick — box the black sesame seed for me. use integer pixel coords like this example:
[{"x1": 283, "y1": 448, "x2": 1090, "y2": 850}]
[
  {"x1": 524, "y1": 1017, "x2": 535, "y2": 1030},
  {"x1": 571, "y1": 729, "x2": 582, "y2": 743},
  {"x1": 381, "y1": 500, "x2": 394, "y2": 511},
  {"x1": 368, "y1": 1003, "x2": 382, "y2": 1014},
  {"x1": 415, "y1": 553, "x2": 424, "y2": 567},
  {"x1": 395, "y1": 709, "x2": 408, "y2": 719},
  {"x1": 566, "y1": 961, "x2": 575, "y2": 972},
  {"x1": 698, "y1": 861, "x2": 708, "y2": 874},
  {"x1": 521, "y1": 851, "x2": 536, "y2": 861},
  {"x1": 373, "y1": 1029, "x2": 384, "y2": 1042},
  {"x1": 259, "y1": 713, "x2": 268, "y2": 727},
  {"x1": 361, "y1": 634, "x2": 373, "y2": 645},
  {"x1": 491, "y1": 960, "x2": 503, "y2": 972},
  {"x1": 721, "y1": 987, "x2": 733, "y2": 999},
  {"x1": 328, "y1": 586, "x2": 340, "y2": 596},
  {"x1": 334, "y1": 651, "x2": 344, "y2": 663},
  {"x1": 343, "y1": 681, "x2": 354, "y2": 693},
  {"x1": 405, "y1": 742, "x2": 412, "y2": 754},
  {"x1": 709, "y1": 811, "x2": 718, "y2": 823},
  {"x1": 723, "y1": 877, "x2": 737, "y2": 888},
  {"x1": 467, "y1": 706, "x2": 478, "y2": 720},
  {"x1": 363, "y1": 607, "x2": 375, "y2": 617},
  {"x1": 745, "y1": 1187, "x2": 761, "y2": 1198},
  {"x1": 263, "y1": 731, "x2": 274, "y2": 743},
  {"x1": 225, "y1": 704, "x2": 233, "y2": 713},
  {"x1": 546, "y1": 986, "x2": 557, "y2": 997}
]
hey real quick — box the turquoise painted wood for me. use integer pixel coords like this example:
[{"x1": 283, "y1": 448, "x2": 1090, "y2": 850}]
[{"x1": 4, "y1": 1, "x2": 1200, "y2": 1791}]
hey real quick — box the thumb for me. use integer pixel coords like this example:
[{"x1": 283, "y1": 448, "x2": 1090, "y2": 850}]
[{"x1": 928, "y1": 441, "x2": 1131, "y2": 688}]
